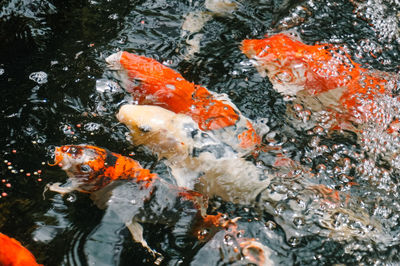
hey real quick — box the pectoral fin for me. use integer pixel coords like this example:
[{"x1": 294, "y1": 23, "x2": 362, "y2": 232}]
[{"x1": 125, "y1": 220, "x2": 164, "y2": 265}]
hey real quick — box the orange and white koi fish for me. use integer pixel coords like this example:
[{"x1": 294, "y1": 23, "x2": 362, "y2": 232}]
[
  {"x1": 117, "y1": 104, "x2": 271, "y2": 204},
  {"x1": 115, "y1": 106, "x2": 389, "y2": 242},
  {"x1": 49, "y1": 145, "x2": 271, "y2": 264},
  {"x1": 0, "y1": 233, "x2": 41, "y2": 266},
  {"x1": 241, "y1": 33, "x2": 398, "y2": 126},
  {"x1": 106, "y1": 51, "x2": 261, "y2": 151}
]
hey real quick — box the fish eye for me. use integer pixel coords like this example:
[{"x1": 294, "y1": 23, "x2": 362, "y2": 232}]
[{"x1": 80, "y1": 164, "x2": 92, "y2": 173}]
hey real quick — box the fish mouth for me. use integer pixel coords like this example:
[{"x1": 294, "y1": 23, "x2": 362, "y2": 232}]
[
  {"x1": 48, "y1": 146, "x2": 74, "y2": 170},
  {"x1": 105, "y1": 52, "x2": 123, "y2": 70}
]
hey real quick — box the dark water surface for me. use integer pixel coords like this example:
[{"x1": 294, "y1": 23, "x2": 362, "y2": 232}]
[{"x1": 1, "y1": 0, "x2": 400, "y2": 265}]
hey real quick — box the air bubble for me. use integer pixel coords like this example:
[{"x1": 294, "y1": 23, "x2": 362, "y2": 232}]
[
  {"x1": 95, "y1": 79, "x2": 121, "y2": 93},
  {"x1": 84, "y1": 122, "x2": 101, "y2": 132},
  {"x1": 29, "y1": 71, "x2": 48, "y2": 84},
  {"x1": 293, "y1": 217, "x2": 305, "y2": 227},
  {"x1": 223, "y1": 234, "x2": 234, "y2": 246},
  {"x1": 66, "y1": 194, "x2": 77, "y2": 202},
  {"x1": 288, "y1": 237, "x2": 300, "y2": 247}
]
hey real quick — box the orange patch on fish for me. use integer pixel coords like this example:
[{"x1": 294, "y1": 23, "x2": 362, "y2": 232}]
[
  {"x1": 107, "y1": 52, "x2": 261, "y2": 150},
  {"x1": 237, "y1": 121, "x2": 262, "y2": 149},
  {"x1": 0, "y1": 233, "x2": 41, "y2": 266},
  {"x1": 115, "y1": 51, "x2": 239, "y2": 131}
]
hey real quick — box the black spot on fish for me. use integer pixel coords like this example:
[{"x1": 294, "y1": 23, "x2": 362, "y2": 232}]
[
  {"x1": 105, "y1": 151, "x2": 118, "y2": 167},
  {"x1": 192, "y1": 145, "x2": 227, "y2": 159},
  {"x1": 183, "y1": 123, "x2": 198, "y2": 139},
  {"x1": 190, "y1": 129, "x2": 199, "y2": 139}
]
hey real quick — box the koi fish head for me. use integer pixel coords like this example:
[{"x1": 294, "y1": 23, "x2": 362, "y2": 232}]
[
  {"x1": 53, "y1": 145, "x2": 155, "y2": 192},
  {"x1": 54, "y1": 145, "x2": 107, "y2": 179},
  {"x1": 241, "y1": 33, "x2": 360, "y2": 95},
  {"x1": 117, "y1": 104, "x2": 196, "y2": 161},
  {"x1": 117, "y1": 104, "x2": 237, "y2": 161}
]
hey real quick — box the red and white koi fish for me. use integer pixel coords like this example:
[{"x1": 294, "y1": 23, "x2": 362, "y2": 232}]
[
  {"x1": 49, "y1": 145, "x2": 271, "y2": 264},
  {"x1": 0, "y1": 233, "x2": 42, "y2": 266},
  {"x1": 106, "y1": 51, "x2": 261, "y2": 151},
  {"x1": 241, "y1": 33, "x2": 398, "y2": 127},
  {"x1": 117, "y1": 104, "x2": 271, "y2": 204}
]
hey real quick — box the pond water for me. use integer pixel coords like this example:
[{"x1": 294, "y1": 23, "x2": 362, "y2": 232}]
[{"x1": 1, "y1": 0, "x2": 400, "y2": 265}]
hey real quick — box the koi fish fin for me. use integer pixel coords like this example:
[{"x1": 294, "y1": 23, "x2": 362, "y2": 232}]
[{"x1": 125, "y1": 221, "x2": 164, "y2": 265}]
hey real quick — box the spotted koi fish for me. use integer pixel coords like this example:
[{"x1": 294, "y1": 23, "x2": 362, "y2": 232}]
[
  {"x1": 50, "y1": 144, "x2": 157, "y2": 193},
  {"x1": 241, "y1": 33, "x2": 398, "y2": 127},
  {"x1": 0, "y1": 233, "x2": 41, "y2": 266},
  {"x1": 106, "y1": 51, "x2": 261, "y2": 151},
  {"x1": 49, "y1": 145, "x2": 271, "y2": 264}
]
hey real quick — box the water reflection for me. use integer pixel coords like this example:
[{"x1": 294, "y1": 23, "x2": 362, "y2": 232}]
[{"x1": 1, "y1": 0, "x2": 400, "y2": 265}]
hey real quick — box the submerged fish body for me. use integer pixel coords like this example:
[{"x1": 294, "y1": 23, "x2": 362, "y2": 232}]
[
  {"x1": 241, "y1": 33, "x2": 398, "y2": 125},
  {"x1": 117, "y1": 104, "x2": 270, "y2": 204},
  {"x1": 116, "y1": 105, "x2": 392, "y2": 243},
  {"x1": 50, "y1": 144, "x2": 271, "y2": 263},
  {"x1": 106, "y1": 51, "x2": 260, "y2": 151},
  {"x1": 0, "y1": 233, "x2": 41, "y2": 266}
]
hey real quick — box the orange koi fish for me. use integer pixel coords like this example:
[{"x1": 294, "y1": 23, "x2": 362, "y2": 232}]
[
  {"x1": 49, "y1": 145, "x2": 270, "y2": 263},
  {"x1": 0, "y1": 233, "x2": 41, "y2": 266},
  {"x1": 241, "y1": 33, "x2": 398, "y2": 126},
  {"x1": 106, "y1": 51, "x2": 260, "y2": 150}
]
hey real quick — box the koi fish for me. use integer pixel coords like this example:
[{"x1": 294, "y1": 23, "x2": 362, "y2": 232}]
[
  {"x1": 49, "y1": 144, "x2": 157, "y2": 193},
  {"x1": 106, "y1": 51, "x2": 261, "y2": 151},
  {"x1": 116, "y1": 105, "x2": 391, "y2": 242},
  {"x1": 116, "y1": 104, "x2": 271, "y2": 204},
  {"x1": 241, "y1": 33, "x2": 398, "y2": 126},
  {"x1": 49, "y1": 145, "x2": 271, "y2": 264},
  {"x1": 0, "y1": 233, "x2": 41, "y2": 266}
]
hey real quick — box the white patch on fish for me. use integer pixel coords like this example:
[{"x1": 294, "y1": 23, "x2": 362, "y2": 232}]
[{"x1": 117, "y1": 104, "x2": 270, "y2": 204}]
